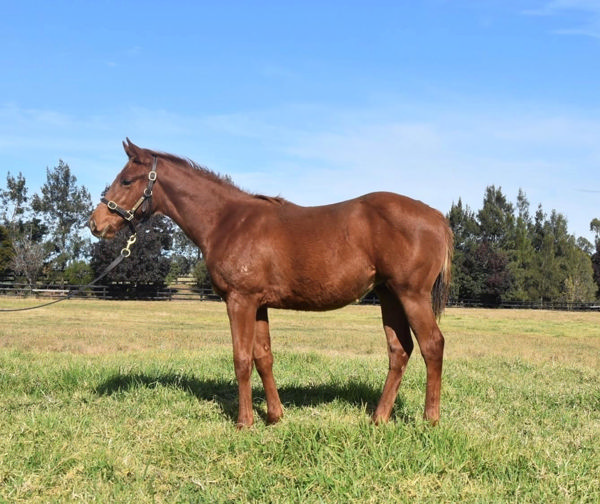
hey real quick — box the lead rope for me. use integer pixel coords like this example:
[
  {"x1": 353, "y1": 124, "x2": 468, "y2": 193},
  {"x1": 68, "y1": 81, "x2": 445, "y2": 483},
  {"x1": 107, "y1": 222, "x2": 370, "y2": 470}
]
[{"x1": 0, "y1": 233, "x2": 137, "y2": 312}]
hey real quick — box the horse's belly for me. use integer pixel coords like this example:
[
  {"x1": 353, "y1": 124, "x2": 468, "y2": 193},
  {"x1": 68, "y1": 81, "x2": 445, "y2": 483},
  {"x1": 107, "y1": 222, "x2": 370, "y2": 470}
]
[{"x1": 266, "y1": 270, "x2": 376, "y2": 311}]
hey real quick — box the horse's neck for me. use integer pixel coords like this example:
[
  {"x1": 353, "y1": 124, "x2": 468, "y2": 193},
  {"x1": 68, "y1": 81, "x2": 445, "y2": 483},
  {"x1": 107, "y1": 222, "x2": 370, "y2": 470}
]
[{"x1": 157, "y1": 163, "x2": 245, "y2": 255}]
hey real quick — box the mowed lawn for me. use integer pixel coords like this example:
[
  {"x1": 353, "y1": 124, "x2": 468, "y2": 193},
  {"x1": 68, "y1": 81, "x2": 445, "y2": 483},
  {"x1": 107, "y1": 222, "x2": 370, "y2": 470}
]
[{"x1": 1, "y1": 298, "x2": 599, "y2": 503}]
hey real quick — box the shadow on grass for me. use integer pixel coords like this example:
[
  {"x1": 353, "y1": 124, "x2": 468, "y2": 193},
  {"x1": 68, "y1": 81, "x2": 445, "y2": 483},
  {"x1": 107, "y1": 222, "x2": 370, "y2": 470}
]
[{"x1": 94, "y1": 372, "x2": 410, "y2": 424}]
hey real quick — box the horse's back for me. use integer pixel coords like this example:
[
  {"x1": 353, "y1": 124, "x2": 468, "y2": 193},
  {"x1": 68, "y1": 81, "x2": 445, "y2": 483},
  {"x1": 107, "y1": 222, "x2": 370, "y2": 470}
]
[{"x1": 279, "y1": 191, "x2": 448, "y2": 251}]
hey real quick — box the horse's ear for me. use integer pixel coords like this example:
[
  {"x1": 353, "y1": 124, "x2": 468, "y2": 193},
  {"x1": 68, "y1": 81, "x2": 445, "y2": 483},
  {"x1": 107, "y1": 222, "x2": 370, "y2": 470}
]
[{"x1": 123, "y1": 138, "x2": 140, "y2": 159}]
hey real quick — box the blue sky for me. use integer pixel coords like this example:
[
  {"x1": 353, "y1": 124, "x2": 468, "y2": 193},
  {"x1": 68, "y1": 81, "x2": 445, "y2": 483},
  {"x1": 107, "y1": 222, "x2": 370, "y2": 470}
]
[{"x1": 1, "y1": 0, "x2": 599, "y2": 241}]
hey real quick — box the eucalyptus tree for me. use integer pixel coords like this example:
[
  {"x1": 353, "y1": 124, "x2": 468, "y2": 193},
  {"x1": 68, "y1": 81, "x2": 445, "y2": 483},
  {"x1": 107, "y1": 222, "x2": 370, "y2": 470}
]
[{"x1": 31, "y1": 160, "x2": 93, "y2": 276}]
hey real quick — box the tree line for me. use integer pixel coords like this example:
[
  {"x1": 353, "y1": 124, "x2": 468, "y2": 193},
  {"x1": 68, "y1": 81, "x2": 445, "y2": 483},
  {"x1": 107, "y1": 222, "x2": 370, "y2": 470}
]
[
  {"x1": 449, "y1": 187, "x2": 599, "y2": 305},
  {"x1": 1, "y1": 162, "x2": 599, "y2": 304}
]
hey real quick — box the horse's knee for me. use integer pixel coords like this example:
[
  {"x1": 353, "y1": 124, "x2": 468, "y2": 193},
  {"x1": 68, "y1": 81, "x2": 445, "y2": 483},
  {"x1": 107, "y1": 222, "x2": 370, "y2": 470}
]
[{"x1": 233, "y1": 356, "x2": 253, "y2": 382}]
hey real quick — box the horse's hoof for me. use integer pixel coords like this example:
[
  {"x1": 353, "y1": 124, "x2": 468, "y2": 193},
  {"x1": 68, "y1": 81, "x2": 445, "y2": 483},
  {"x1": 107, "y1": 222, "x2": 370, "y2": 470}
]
[{"x1": 266, "y1": 412, "x2": 283, "y2": 425}]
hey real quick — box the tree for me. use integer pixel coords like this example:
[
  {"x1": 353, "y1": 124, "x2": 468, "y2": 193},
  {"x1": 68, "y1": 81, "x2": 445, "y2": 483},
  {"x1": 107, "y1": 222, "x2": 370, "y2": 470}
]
[
  {"x1": 447, "y1": 198, "x2": 482, "y2": 300},
  {"x1": 474, "y1": 186, "x2": 515, "y2": 304},
  {"x1": 0, "y1": 171, "x2": 28, "y2": 236},
  {"x1": 576, "y1": 237, "x2": 594, "y2": 256},
  {"x1": 591, "y1": 218, "x2": 600, "y2": 298},
  {"x1": 192, "y1": 258, "x2": 212, "y2": 288},
  {"x1": 1, "y1": 172, "x2": 50, "y2": 282},
  {"x1": 10, "y1": 237, "x2": 45, "y2": 289},
  {"x1": 90, "y1": 216, "x2": 173, "y2": 297},
  {"x1": 561, "y1": 241, "x2": 596, "y2": 304},
  {"x1": 166, "y1": 228, "x2": 200, "y2": 283},
  {"x1": 447, "y1": 198, "x2": 481, "y2": 300},
  {"x1": 477, "y1": 185, "x2": 514, "y2": 247},
  {"x1": 508, "y1": 189, "x2": 536, "y2": 301},
  {"x1": 529, "y1": 208, "x2": 563, "y2": 302},
  {"x1": 63, "y1": 260, "x2": 94, "y2": 285},
  {"x1": 546, "y1": 211, "x2": 596, "y2": 303},
  {"x1": 591, "y1": 218, "x2": 600, "y2": 245},
  {"x1": 447, "y1": 187, "x2": 596, "y2": 305},
  {"x1": 526, "y1": 208, "x2": 595, "y2": 303},
  {"x1": 516, "y1": 188, "x2": 530, "y2": 225},
  {"x1": 31, "y1": 160, "x2": 93, "y2": 276},
  {"x1": 0, "y1": 225, "x2": 13, "y2": 278}
]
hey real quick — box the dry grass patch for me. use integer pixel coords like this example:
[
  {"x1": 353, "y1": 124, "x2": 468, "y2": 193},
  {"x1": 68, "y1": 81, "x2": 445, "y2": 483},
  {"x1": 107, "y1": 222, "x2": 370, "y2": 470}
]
[
  {"x1": 442, "y1": 308, "x2": 600, "y2": 368},
  {"x1": 0, "y1": 299, "x2": 231, "y2": 354},
  {"x1": 2, "y1": 298, "x2": 598, "y2": 369}
]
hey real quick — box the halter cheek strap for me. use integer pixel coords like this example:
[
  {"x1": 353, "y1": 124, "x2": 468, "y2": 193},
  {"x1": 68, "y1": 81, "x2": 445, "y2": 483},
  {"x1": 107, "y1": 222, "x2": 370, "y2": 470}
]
[{"x1": 101, "y1": 156, "x2": 158, "y2": 233}]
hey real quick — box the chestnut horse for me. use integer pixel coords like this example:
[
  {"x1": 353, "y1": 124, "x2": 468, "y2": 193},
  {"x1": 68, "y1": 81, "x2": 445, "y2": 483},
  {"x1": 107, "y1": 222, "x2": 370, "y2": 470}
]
[{"x1": 89, "y1": 139, "x2": 453, "y2": 428}]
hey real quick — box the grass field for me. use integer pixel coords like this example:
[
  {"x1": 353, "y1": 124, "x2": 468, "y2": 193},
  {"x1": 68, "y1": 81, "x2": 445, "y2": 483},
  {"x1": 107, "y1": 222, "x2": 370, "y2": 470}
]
[{"x1": 1, "y1": 298, "x2": 599, "y2": 503}]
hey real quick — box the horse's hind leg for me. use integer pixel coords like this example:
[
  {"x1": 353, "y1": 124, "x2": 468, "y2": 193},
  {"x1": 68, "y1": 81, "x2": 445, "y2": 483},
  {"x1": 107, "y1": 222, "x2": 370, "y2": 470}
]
[
  {"x1": 373, "y1": 286, "x2": 414, "y2": 424},
  {"x1": 253, "y1": 306, "x2": 283, "y2": 424},
  {"x1": 397, "y1": 290, "x2": 445, "y2": 424}
]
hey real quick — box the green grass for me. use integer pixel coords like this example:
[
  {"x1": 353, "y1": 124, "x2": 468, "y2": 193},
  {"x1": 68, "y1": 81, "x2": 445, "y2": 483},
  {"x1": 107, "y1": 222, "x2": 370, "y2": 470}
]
[{"x1": 1, "y1": 299, "x2": 599, "y2": 502}]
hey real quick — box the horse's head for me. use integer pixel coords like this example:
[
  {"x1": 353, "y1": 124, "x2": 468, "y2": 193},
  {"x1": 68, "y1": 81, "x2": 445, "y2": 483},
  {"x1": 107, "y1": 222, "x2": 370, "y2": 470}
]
[{"x1": 89, "y1": 139, "x2": 158, "y2": 239}]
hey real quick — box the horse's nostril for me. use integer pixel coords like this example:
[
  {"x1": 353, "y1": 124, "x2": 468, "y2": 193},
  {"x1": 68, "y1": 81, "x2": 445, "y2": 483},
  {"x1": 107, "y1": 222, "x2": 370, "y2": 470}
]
[{"x1": 89, "y1": 218, "x2": 105, "y2": 237}]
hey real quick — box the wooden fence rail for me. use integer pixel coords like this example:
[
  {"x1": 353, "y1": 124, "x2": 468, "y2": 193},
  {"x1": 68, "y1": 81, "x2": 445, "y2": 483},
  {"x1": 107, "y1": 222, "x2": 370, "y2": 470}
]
[{"x1": 0, "y1": 282, "x2": 220, "y2": 302}]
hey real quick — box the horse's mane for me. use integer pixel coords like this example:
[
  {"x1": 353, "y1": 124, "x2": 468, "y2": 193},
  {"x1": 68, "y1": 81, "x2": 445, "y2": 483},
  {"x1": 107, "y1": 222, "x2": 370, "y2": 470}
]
[
  {"x1": 254, "y1": 194, "x2": 287, "y2": 205},
  {"x1": 153, "y1": 150, "x2": 287, "y2": 205}
]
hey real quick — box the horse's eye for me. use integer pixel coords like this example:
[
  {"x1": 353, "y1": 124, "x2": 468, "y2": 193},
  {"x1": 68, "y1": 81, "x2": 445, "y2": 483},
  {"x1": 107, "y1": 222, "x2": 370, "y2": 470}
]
[{"x1": 121, "y1": 178, "x2": 132, "y2": 186}]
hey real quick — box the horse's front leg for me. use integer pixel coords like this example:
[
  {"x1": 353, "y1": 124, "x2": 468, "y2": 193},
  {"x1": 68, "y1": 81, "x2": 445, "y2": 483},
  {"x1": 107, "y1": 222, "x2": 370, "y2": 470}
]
[
  {"x1": 226, "y1": 295, "x2": 259, "y2": 428},
  {"x1": 254, "y1": 306, "x2": 283, "y2": 424}
]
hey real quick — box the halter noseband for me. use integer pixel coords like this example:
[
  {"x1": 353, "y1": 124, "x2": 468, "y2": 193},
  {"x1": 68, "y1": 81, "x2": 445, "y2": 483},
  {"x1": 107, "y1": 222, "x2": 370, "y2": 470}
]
[{"x1": 101, "y1": 155, "x2": 158, "y2": 234}]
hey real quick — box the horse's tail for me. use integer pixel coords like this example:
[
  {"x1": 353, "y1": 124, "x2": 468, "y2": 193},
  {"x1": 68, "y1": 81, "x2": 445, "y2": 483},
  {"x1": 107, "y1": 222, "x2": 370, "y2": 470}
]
[{"x1": 432, "y1": 224, "x2": 454, "y2": 319}]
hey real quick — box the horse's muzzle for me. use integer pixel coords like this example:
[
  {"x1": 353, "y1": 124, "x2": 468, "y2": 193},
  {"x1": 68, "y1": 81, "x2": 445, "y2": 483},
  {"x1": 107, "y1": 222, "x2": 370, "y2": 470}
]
[{"x1": 89, "y1": 217, "x2": 110, "y2": 238}]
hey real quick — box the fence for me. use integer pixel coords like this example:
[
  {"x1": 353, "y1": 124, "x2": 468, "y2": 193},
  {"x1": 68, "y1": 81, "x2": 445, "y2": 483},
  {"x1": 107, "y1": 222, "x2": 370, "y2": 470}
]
[
  {"x1": 447, "y1": 298, "x2": 600, "y2": 312},
  {"x1": 0, "y1": 282, "x2": 221, "y2": 302},
  {"x1": 1, "y1": 282, "x2": 599, "y2": 311}
]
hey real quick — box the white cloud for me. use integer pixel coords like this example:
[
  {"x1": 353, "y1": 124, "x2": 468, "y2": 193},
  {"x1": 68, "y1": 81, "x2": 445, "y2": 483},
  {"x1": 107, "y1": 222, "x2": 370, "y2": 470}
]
[{"x1": 524, "y1": 0, "x2": 600, "y2": 38}]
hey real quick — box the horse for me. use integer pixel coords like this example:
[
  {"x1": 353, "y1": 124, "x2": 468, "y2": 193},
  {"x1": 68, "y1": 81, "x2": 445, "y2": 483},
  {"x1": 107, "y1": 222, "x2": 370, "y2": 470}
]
[{"x1": 89, "y1": 139, "x2": 453, "y2": 428}]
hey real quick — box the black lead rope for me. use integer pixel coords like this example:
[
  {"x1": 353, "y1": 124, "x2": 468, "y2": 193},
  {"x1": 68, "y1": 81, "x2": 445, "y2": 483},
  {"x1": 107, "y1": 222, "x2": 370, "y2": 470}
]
[
  {"x1": 0, "y1": 248, "x2": 129, "y2": 313},
  {"x1": 1, "y1": 232, "x2": 138, "y2": 312}
]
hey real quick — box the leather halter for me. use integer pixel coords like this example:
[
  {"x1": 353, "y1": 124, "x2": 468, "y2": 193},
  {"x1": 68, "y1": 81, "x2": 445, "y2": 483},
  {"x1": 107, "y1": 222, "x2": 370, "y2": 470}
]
[{"x1": 101, "y1": 155, "x2": 158, "y2": 234}]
